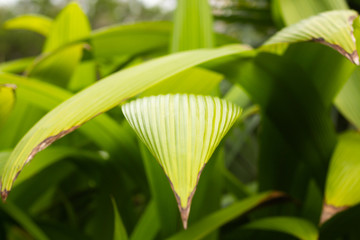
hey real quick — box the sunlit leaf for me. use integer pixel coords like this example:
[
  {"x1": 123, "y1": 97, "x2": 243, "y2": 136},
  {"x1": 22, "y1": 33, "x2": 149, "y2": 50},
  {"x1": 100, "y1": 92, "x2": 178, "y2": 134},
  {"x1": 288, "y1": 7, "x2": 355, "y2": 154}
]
[
  {"x1": 262, "y1": 10, "x2": 359, "y2": 65},
  {"x1": 244, "y1": 217, "x2": 318, "y2": 240},
  {"x1": 141, "y1": 67, "x2": 223, "y2": 97},
  {"x1": 3, "y1": 14, "x2": 53, "y2": 36},
  {"x1": 171, "y1": 0, "x2": 214, "y2": 52},
  {"x1": 0, "y1": 84, "x2": 16, "y2": 128},
  {"x1": 273, "y1": 0, "x2": 348, "y2": 25},
  {"x1": 122, "y1": 94, "x2": 241, "y2": 228},
  {"x1": 0, "y1": 45, "x2": 251, "y2": 200},
  {"x1": 43, "y1": 2, "x2": 90, "y2": 53},
  {"x1": 322, "y1": 131, "x2": 360, "y2": 223}
]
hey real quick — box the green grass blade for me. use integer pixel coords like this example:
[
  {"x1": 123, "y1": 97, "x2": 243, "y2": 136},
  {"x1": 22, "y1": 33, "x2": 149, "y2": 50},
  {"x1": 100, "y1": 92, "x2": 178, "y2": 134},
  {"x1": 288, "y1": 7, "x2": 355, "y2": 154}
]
[
  {"x1": 130, "y1": 200, "x2": 159, "y2": 240},
  {"x1": 111, "y1": 197, "x2": 128, "y2": 240},
  {"x1": 0, "y1": 45, "x2": 251, "y2": 199},
  {"x1": 322, "y1": 131, "x2": 360, "y2": 223},
  {"x1": 262, "y1": 10, "x2": 359, "y2": 65},
  {"x1": 244, "y1": 217, "x2": 319, "y2": 240},
  {"x1": 3, "y1": 14, "x2": 53, "y2": 36},
  {"x1": 168, "y1": 192, "x2": 283, "y2": 240}
]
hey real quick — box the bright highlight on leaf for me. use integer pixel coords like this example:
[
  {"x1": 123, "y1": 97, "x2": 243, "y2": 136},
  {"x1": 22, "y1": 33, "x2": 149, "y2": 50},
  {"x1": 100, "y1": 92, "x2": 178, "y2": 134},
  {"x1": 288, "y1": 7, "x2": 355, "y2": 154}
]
[
  {"x1": 262, "y1": 10, "x2": 359, "y2": 64},
  {"x1": 0, "y1": 84, "x2": 16, "y2": 128},
  {"x1": 321, "y1": 131, "x2": 360, "y2": 223},
  {"x1": 122, "y1": 94, "x2": 242, "y2": 229}
]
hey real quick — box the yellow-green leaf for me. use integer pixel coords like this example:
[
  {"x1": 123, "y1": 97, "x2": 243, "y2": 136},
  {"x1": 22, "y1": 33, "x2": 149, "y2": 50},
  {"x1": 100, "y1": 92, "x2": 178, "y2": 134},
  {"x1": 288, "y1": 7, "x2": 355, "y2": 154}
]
[
  {"x1": 0, "y1": 45, "x2": 252, "y2": 201},
  {"x1": 274, "y1": 0, "x2": 348, "y2": 26},
  {"x1": 141, "y1": 67, "x2": 223, "y2": 97},
  {"x1": 244, "y1": 217, "x2": 318, "y2": 240},
  {"x1": 321, "y1": 131, "x2": 360, "y2": 223},
  {"x1": 43, "y1": 2, "x2": 90, "y2": 53},
  {"x1": 122, "y1": 94, "x2": 241, "y2": 228},
  {"x1": 0, "y1": 84, "x2": 16, "y2": 128},
  {"x1": 262, "y1": 10, "x2": 359, "y2": 65},
  {"x1": 3, "y1": 14, "x2": 53, "y2": 36},
  {"x1": 171, "y1": 0, "x2": 214, "y2": 52}
]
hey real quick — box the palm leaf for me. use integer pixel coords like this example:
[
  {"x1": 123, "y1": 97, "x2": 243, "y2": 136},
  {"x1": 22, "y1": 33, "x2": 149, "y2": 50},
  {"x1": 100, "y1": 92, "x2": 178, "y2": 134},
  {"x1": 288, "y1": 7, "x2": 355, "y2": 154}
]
[{"x1": 122, "y1": 94, "x2": 241, "y2": 228}]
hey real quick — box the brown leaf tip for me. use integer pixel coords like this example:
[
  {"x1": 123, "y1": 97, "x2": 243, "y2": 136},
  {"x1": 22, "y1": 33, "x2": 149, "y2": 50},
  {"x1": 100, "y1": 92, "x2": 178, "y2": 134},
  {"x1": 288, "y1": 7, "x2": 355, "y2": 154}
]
[
  {"x1": 320, "y1": 202, "x2": 349, "y2": 225},
  {"x1": 1, "y1": 189, "x2": 9, "y2": 202}
]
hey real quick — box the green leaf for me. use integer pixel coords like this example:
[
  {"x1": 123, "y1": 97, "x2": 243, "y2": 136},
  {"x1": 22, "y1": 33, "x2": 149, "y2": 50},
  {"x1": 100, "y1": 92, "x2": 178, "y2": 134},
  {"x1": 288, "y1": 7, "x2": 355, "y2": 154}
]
[
  {"x1": 0, "y1": 45, "x2": 252, "y2": 199},
  {"x1": 244, "y1": 217, "x2": 318, "y2": 240},
  {"x1": 168, "y1": 192, "x2": 283, "y2": 240},
  {"x1": 141, "y1": 67, "x2": 223, "y2": 97},
  {"x1": 139, "y1": 142, "x2": 179, "y2": 236},
  {"x1": 0, "y1": 151, "x2": 11, "y2": 178},
  {"x1": 171, "y1": 0, "x2": 214, "y2": 52},
  {"x1": 0, "y1": 84, "x2": 16, "y2": 128},
  {"x1": 111, "y1": 197, "x2": 128, "y2": 240},
  {"x1": 130, "y1": 200, "x2": 160, "y2": 240},
  {"x1": 0, "y1": 72, "x2": 137, "y2": 155},
  {"x1": 322, "y1": 131, "x2": 360, "y2": 223},
  {"x1": 262, "y1": 10, "x2": 359, "y2": 65},
  {"x1": 43, "y1": 2, "x2": 90, "y2": 53},
  {"x1": 122, "y1": 94, "x2": 241, "y2": 228},
  {"x1": 0, "y1": 57, "x2": 35, "y2": 74},
  {"x1": 335, "y1": 68, "x2": 360, "y2": 129},
  {"x1": 3, "y1": 14, "x2": 53, "y2": 36},
  {"x1": 91, "y1": 22, "x2": 171, "y2": 58},
  {"x1": 26, "y1": 43, "x2": 85, "y2": 87},
  {"x1": 273, "y1": 0, "x2": 348, "y2": 25},
  {"x1": 0, "y1": 201, "x2": 49, "y2": 240}
]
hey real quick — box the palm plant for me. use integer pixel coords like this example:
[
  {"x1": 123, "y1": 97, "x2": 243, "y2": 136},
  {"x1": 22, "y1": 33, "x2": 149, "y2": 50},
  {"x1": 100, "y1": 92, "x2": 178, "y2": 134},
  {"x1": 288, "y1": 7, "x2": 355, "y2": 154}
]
[{"x1": 1, "y1": 0, "x2": 360, "y2": 239}]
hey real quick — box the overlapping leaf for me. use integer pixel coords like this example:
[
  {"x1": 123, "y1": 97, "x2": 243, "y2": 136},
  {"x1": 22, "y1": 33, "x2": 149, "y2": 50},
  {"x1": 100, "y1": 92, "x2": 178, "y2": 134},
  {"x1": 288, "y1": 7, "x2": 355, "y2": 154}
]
[
  {"x1": 262, "y1": 10, "x2": 359, "y2": 65},
  {"x1": 0, "y1": 45, "x2": 252, "y2": 200},
  {"x1": 322, "y1": 131, "x2": 360, "y2": 223}
]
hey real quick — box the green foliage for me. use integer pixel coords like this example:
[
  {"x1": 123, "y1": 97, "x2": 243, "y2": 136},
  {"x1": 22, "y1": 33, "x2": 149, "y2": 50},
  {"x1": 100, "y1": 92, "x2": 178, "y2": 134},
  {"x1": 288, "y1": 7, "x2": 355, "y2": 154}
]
[{"x1": 1, "y1": 0, "x2": 360, "y2": 239}]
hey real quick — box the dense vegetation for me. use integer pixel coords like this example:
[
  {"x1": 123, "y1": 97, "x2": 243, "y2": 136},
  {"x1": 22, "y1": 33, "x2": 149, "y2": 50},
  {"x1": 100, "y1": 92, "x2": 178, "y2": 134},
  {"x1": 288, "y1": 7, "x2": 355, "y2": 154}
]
[{"x1": 1, "y1": 0, "x2": 360, "y2": 239}]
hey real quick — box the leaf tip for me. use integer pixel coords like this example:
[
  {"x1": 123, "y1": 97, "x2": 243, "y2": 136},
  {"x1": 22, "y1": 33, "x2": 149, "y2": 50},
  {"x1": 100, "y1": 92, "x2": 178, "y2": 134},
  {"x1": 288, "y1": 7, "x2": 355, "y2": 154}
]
[{"x1": 320, "y1": 202, "x2": 348, "y2": 225}]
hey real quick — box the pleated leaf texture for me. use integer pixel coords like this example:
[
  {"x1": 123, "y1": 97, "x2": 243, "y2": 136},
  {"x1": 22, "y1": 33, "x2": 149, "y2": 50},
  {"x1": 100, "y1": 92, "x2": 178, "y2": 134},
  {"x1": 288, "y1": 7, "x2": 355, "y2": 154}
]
[{"x1": 122, "y1": 94, "x2": 242, "y2": 228}]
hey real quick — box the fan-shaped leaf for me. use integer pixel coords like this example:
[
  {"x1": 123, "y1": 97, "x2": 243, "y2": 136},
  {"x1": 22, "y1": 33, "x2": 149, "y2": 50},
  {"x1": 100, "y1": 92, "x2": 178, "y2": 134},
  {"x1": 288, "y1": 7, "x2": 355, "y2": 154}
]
[
  {"x1": 262, "y1": 10, "x2": 359, "y2": 64},
  {"x1": 122, "y1": 94, "x2": 241, "y2": 228}
]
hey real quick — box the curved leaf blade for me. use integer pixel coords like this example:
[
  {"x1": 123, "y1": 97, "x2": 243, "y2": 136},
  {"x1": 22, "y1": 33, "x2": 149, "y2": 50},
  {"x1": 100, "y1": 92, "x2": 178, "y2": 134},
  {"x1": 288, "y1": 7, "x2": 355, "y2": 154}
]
[
  {"x1": 44, "y1": 2, "x2": 90, "y2": 52},
  {"x1": 322, "y1": 131, "x2": 360, "y2": 223},
  {"x1": 168, "y1": 192, "x2": 284, "y2": 240},
  {"x1": 244, "y1": 217, "x2": 318, "y2": 240},
  {"x1": 122, "y1": 94, "x2": 241, "y2": 228},
  {"x1": 0, "y1": 45, "x2": 252, "y2": 200},
  {"x1": 3, "y1": 14, "x2": 53, "y2": 36},
  {"x1": 262, "y1": 10, "x2": 359, "y2": 64}
]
